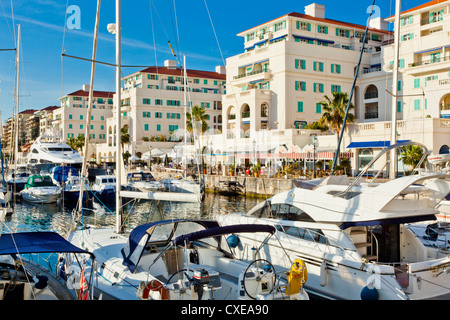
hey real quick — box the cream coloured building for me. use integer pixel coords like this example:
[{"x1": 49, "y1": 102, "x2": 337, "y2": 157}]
[
  {"x1": 95, "y1": 60, "x2": 226, "y2": 161},
  {"x1": 206, "y1": 1, "x2": 449, "y2": 175},
  {"x1": 54, "y1": 85, "x2": 114, "y2": 144}
]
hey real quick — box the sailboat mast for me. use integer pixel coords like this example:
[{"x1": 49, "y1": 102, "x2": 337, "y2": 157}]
[
  {"x1": 183, "y1": 55, "x2": 187, "y2": 179},
  {"x1": 78, "y1": 0, "x2": 101, "y2": 214},
  {"x1": 115, "y1": 0, "x2": 123, "y2": 234},
  {"x1": 389, "y1": 0, "x2": 401, "y2": 180},
  {"x1": 13, "y1": 24, "x2": 21, "y2": 197}
]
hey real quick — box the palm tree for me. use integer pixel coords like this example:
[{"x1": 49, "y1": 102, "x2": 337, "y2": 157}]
[
  {"x1": 120, "y1": 125, "x2": 130, "y2": 151},
  {"x1": 400, "y1": 145, "x2": 425, "y2": 170},
  {"x1": 318, "y1": 92, "x2": 355, "y2": 155},
  {"x1": 186, "y1": 105, "x2": 208, "y2": 138},
  {"x1": 66, "y1": 135, "x2": 85, "y2": 152}
]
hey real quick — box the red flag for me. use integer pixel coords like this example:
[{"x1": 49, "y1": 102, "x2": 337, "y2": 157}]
[{"x1": 77, "y1": 264, "x2": 89, "y2": 300}]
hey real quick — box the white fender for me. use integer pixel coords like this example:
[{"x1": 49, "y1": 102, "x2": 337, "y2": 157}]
[{"x1": 320, "y1": 261, "x2": 328, "y2": 287}]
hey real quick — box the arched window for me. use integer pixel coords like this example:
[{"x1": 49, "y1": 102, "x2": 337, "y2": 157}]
[
  {"x1": 261, "y1": 103, "x2": 269, "y2": 117},
  {"x1": 364, "y1": 84, "x2": 378, "y2": 99},
  {"x1": 241, "y1": 104, "x2": 250, "y2": 118},
  {"x1": 358, "y1": 148, "x2": 374, "y2": 171},
  {"x1": 439, "y1": 145, "x2": 449, "y2": 154}
]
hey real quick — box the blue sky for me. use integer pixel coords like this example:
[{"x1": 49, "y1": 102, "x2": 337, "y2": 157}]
[{"x1": 0, "y1": 0, "x2": 427, "y2": 122}]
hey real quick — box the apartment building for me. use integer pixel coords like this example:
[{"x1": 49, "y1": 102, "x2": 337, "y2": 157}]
[
  {"x1": 54, "y1": 85, "x2": 114, "y2": 143},
  {"x1": 95, "y1": 60, "x2": 226, "y2": 162},
  {"x1": 2, "y1": 109, "x2": 36, "y2": 154},
  {"x1": 38, "y1": 106, "x2": 60, "y2": 135},
  {"x1": 209, "y1": 1, "x2": 449, "y2": 174}
]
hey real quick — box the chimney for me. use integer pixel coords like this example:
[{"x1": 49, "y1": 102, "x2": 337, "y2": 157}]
[
  {"x1": 164, "y1": 59, "x2": 177, "y2": 69},
  {"x1": 304, "y1": 3, "x2": 325, "y2": 19},
  {"x1": 82, "y1": 84, "x2": 90, "y2": 92},
  {"x1": 369, "y1": 17, "x2": 389, "y2": 31},
  {"x1": 215, "y1": 66, "x2": 226, "y2": 75}
]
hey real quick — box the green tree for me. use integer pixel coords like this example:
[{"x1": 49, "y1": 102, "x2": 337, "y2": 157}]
[
  {"x1": 186, "y1": 105, "x2": 208, "y2": 138},
  {"x1": 401, "y1": 145, "x2": 425, "y2": 170},
  {"x1": 319, "y1": 92, "x2": 355, "y2": 154},
  {"x1": 66, "y1": 135, "x2": 85, "y2": 152},
  {"x1": 120, "y1": 125, "x2": 130, "y2": 151}
]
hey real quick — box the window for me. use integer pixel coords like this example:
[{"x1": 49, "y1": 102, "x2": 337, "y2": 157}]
[
  {"x1": 204, "y1": 79, "x2": 208, "y2": 85},
  {"x1": 144, "y1": 124, "x2": 149, "y2": 131},
  {"x1": 400, "y1": 15, "x2": 413, "y2": 26},
  {"x1": 414, "y1": 99, "x2": 421, "y2": 110},
  {"x1": 430, "y1": 52, "x2": 440, "y2": 63},
  {"x1": 397, "y1": 101, "x2": 402, "y2": 113},
  {"x1": 295, "y1": 81, "x2": 306, "y2": 91},
  {"x1": 143, "y1": 98, "x2": 151, "y2": 104},
  {"x1": 80, "y1": 115, "x2": 83, "y2": 120},
  {"x1": 296, "y1": 21, "x2": 311, "y2": 31},
  {"x1": 156, "y1": 124, "x2": 161, "y2": 132},
  {"x1": 313, "y1": 61, "x2": 324, "y2": 72},
  {"x1": 155, "y1": 99, "x2": 163, "y2": 105},
  {"x1": 358, "y1": 149, "x2": 373, "y2": 171},
  {"x1": 331, "y1": 64, "x2": 341, "y2": 74},
  {"x1": 295, "y1": 59, "x2": 306, "y2": 70},
  {"x1": 316, "y1": 103, "x2": 322, "y2": 113},
  {"x1": 275, "y1": 225, "x2": 327, "y2": 244},
  {"x1": 401, "y1": 33, "x2": 413, "y2": 41},
  {"x1": 336, "y1": 28, "x2": 350, "y2": 38},
  {"x1": 143, "y1": 112, "x2": 151, "y2": 118},
  {"x1": 155, "y1": 112, "x2": 162, "y2": 118},
  {"x1": 331, "y1": 85, "x2": 341, "y2": 93},
  {"x1": 69, "y1": 124, "x2": 72, "y2": 129},
  {"x1": 101, "y1": 125, "x2": 104, "y2": 130},
  {"x1": 317, "y1": 25, "x2": 328, "y2": 34},
  {"x1": 69, "y1": 114, "x2": 73, "y2": 120},
  {"x1": 273, "y1": 21, "x2": 286, "y2": 32},
  {"x1": 297, "y1": 101, "x2": 304, "y2": 112},
  {"x1": 313, "y1": 83, "x2": 324, "y2": 93},
  {"x1": 80, "y1": 124, "x2": 83, "y2": 129},
  {"x1": 414, "y1": 78, "x2": 420, "y2": 88}
]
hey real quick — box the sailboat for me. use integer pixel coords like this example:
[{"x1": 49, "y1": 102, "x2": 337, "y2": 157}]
[
  {"x1": 66, "y1": 0, "x2": 307, "y2": 301},
  {"x1": 217, "y1": 1, "x2": 450, "y2": 300}
]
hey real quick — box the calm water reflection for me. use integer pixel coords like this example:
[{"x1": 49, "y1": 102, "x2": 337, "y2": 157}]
[{"x1": 1, "y1": 193, "x2": 263, "y2": 235}]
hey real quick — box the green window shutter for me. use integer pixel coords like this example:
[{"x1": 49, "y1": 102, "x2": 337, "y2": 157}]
[
  {"x1": 414, "y1": 78, "x2": 420, "y2": 88},
  {"x1": 296, "y1": 21, "x2": 300, "y2": 29},
  {"x1": 282, "y1": 21, "x2": 286, "y2": 29},
  {"x1": 319, "y1": 62, "x2": 324, "y2": 72},
  {"x1": 317, "y1": 25, "x2": 321, "y2": 33},
  {"x1": 398, "y1": 80, "x2": 402, "y2": 91},
  {"x1": 336, "y1": 64, "x2": 341, "y2": 73},
  {"x1": 295, "y1": 59, "x2": 299, "y2": 69},
  {"x1": 144, "y1": 124, "x2": 149, "y2": 131},
  {"x1": 397, "y1": 101, "x2": 402, "y2": 112},
  {"x1": 313, "y1": 61, "x2": 317, "y2": 71},
  {"x1": 409, "y1": 16, "x2": 413, "y2": 24},
  {"x1": 399, "y1": 59, "x2": 404, "y2": 68},
  {"x1": 307, "y1": 23, "x2": 311, "y2": 31},
  {"x1": 157, "y1": 124, "x2": 161, "y2": 131},
  {"x1": 324, "y1": 26, "x2": 328, "y2": 34},
  {"x1": 336, "y1": 28, "x2": 340, "y2": 36},
  {"x1": 346, "y1": 30, "x2": 350, "y2": 38},
  {"x1": 313, "y1": 83, "x2": 317, "y2": 92},
  {"x1": 297, "y1": 101, "x2": 303, "y2": 112},
  {"x1": 69, "y1": 124, "x2": 72, "y2": 129},
  {"x1": 316, "y1": 103, "x2": 322, "y2": 113},
  {"x1": 295, "y1": 81, "x2": 299, "y2": 90},
  {"x1": 301, "y1": 81, "x2": 306, "y2": 91},
  {"x1": 414, "y1": 99, "x2": 421, "y2": 110},
  {"x1": 301, "y1": 60, "x2": 306, "y2": 69}
]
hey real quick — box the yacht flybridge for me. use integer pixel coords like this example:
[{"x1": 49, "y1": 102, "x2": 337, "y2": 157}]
[
  {"x1": 26, "y1": 133, "x2": 83, "y2": 167},
  {"x1": 218, "y1": 142, "x2": 450, "y2": 300}
]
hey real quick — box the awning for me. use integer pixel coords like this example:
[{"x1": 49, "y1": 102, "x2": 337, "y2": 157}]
[
  {"x1": 293, "y1": 34, "x2": 316, "y2": 41},
  {"x1": 346, "y1": 140, "x2": 409, "y2": 149},
  {"x1": 236, "y1": 151, "x2": 353, "y2": 160},
  {"x1": 0, "y1": 232, "x2": 94, "y2": 258},
  {"x1": 269, "y1": 35, "x2": 287, "y2": 42},
  {"x1": 414, "y1": 46, "x2": 442, "y2": 55},
  {"x1": 172, "y1": 224, "x2": 275, "y2": 246}
]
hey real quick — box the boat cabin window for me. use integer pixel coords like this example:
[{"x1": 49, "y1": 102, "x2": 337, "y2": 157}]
[
  {"x1": 32, "y1": 149, "x2": 39, "y2": 154},
  {"x1": 275, "y1": 225, "x2": 327, "y2": 244},
  {"x1": 250, "y1": 201, "x2": 315, "y2": 222}
]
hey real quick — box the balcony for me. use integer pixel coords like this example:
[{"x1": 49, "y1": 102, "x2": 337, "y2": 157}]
[
  {"x1": 420, "y1": 15, "x2": 443, "y2": 26},
  {"x1": 365, "y1": 112, "x2": 379, "y2": 119},
  {"x1": 409, "y1": 56, "x2": 449, "y2": 68}
]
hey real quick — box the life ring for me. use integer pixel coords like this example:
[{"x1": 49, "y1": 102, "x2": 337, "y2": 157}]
[{"x1": 140, "y1": 280, "x2": 169, "y2": 300}]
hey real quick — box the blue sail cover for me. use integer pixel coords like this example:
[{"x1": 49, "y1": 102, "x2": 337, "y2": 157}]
[
  {"x1": 121, "y1": 219, "x2": 220, "y2": 272},
  {"x1": 51, "y1": 166, "x2": 79, "y2": 183},
  {"x1": 0, "y1": 232, "x2": 94, "y2": 257},
  {"x1": 172, "y1": 224, "x2": 275, "y2": 246}
]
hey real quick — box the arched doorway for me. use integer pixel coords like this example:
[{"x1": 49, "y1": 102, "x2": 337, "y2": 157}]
[{"x1": 439, "y1": 94, "x2": 450, "y2": 119}]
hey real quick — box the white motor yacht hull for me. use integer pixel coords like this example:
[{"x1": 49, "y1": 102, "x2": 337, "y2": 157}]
[{"x1": 20, "y1": 188, "x2": 61, "y2": 204}]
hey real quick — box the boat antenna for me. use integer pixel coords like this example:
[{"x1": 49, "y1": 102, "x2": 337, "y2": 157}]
[{"x1": 330, "y1": 0, "x2": 375, "y2": 175}]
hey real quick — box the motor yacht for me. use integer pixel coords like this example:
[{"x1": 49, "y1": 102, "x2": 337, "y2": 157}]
[
  {"x1": 20, "y1": 175, "x2": 62, "y2": 204},
  {"x1": 126, "y1": 171, "x2": 162, "y2": 192},
  {"x1": 91, "y1": 175, "x2": 116, "y2": 201},
  {"x1": 218, "y1": 142, "x2": 450, "y2": 300},
  {"x1": 26, "y1": 133, "x2": 82, "y2": 167}
]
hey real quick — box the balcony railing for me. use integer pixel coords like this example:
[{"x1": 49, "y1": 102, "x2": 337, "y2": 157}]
[
  {"x1": 409, "y1": 56, "x2": 449, "y2": 68},
  {"x1": 233, "y1": 69, "x2": 268, "y2": 80},
  {"x1": 365, "y1": 112, "x2": 379, "y2": 119},
  {"x1": 364, "y1": 92, "x2": 379, "y2": 99},
  {"x1": 421, "y1": 15, "x2": 443, "y2": 26}
]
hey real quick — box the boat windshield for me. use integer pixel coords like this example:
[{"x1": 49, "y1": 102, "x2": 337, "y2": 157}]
[{"x1": 26, "y1": 176, "x2": 55, "y2": 187}]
